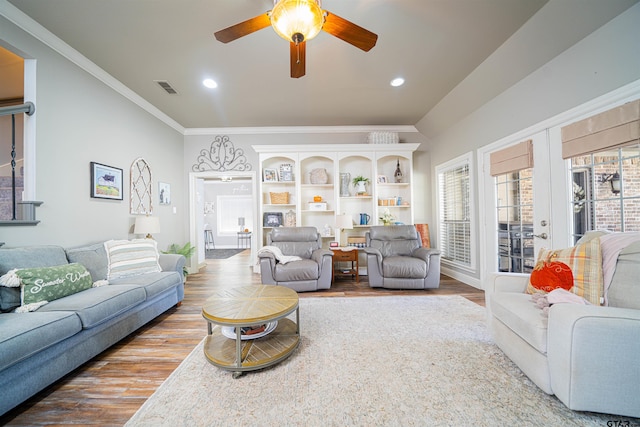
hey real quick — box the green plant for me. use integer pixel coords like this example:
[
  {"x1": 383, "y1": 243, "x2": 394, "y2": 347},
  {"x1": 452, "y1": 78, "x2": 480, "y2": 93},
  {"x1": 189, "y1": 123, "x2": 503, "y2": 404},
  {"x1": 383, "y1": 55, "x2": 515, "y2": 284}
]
[
  {"x1": 352, "y1": 175, "x2": 369, "y2": 186},
  {"x1": 163, "y1": 242, "x2": 196, "y2": 277}
]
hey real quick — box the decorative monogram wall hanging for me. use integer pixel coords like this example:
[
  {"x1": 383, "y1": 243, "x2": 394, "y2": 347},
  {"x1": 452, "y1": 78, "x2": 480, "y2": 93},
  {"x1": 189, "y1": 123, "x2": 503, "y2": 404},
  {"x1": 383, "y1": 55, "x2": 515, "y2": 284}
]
[{"x1": 192, "y1": 135, "x2": 252, "y2": 172}]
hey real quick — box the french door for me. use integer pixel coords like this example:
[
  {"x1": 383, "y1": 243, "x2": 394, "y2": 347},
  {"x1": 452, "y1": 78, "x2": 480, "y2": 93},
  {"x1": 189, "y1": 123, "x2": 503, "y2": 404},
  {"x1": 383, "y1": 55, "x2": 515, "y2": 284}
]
[{"x1": 481, "y1": 130, "x2": 568, "y2": 276}]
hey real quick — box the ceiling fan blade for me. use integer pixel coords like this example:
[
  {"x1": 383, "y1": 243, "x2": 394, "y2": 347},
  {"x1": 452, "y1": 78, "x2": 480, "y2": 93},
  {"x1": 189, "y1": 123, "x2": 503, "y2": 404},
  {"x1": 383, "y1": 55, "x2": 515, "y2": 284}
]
[
  {"x1": 290, "y1": 41, "x2": 306, "y2": 78},
  {"x1": 323, "y1": 11, "x2": 378, "y2": 52},
  {"x1": 214, "y1": 13, "x2": 271, "y2": 43}
]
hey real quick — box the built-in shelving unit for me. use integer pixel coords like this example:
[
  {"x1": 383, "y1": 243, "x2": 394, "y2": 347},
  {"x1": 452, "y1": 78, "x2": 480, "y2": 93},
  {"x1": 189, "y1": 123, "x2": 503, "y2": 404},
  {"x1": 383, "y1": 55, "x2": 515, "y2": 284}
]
[{"x1": 253, "y1": 144, "x2": 419, "y2": 250}]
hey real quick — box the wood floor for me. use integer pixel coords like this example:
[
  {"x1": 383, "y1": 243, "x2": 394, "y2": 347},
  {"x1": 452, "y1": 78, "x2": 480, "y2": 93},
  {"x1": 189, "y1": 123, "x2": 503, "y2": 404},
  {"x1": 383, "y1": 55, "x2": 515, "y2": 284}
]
[{"x1": 0, "y1": 250, "x2": 484, "y2": 426}]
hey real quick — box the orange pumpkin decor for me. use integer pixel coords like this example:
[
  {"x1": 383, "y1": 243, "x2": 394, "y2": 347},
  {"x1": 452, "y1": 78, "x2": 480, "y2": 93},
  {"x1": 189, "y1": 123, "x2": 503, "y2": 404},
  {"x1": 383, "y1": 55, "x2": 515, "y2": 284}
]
[{"x1": 529, "y1": 261, "x2": 574, "y2": 293}]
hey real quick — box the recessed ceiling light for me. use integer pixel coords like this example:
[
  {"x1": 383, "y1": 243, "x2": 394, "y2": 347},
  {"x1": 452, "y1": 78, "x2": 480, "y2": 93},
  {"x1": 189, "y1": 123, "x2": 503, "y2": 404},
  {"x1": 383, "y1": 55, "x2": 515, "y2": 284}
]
[
  {"x1": 203, "y1": 78, "x2": 218, "y2": 89},
  {"x1": 390, "y1": 77, "x2": 405, "y2": 87}
]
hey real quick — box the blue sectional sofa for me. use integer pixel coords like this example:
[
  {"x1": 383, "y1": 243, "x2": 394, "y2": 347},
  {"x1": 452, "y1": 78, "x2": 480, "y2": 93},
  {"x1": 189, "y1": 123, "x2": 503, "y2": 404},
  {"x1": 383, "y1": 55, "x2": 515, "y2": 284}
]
[{"x1": 0, "y1": 242, "x2": 185, "y2": 416}]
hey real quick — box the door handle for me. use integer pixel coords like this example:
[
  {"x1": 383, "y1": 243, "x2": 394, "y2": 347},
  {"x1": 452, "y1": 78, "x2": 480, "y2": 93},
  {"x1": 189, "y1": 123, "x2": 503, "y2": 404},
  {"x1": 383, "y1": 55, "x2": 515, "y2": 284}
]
[{"x1": 533, "y1": 233, "x2": 548, "y2": 239}]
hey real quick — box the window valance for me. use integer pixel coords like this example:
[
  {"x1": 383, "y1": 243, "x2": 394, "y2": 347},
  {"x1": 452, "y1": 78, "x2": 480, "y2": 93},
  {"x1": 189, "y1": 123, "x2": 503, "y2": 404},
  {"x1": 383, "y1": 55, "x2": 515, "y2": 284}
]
[
  {"x1": 561, "y1": 99, "x2": 639, "y2": 159},
  {"x1": 489, "y1": 139, "x2": 533, "y2": 176}
]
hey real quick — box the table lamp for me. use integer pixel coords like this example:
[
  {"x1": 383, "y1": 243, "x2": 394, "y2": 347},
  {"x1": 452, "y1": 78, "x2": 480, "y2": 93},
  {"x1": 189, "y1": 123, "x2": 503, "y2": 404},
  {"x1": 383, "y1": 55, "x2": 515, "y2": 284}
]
[
  {"x1": 335, "y1": 214, "x2": 353, "y2": 247},
  {"x1": 134, "y1": 215, "x2": 160, "y2": 239}
]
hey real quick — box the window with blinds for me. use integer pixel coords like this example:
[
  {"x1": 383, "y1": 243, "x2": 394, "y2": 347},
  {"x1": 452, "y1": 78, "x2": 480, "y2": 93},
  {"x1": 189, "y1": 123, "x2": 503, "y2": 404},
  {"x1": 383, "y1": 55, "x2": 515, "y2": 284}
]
[{"x1": 437, "y1": 157, "x2": 472, "y2": 268}]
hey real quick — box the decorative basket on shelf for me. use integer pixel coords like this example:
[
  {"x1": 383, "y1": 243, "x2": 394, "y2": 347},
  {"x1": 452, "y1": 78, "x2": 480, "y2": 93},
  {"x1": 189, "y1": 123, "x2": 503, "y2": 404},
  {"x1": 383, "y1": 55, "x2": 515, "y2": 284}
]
[{"x1": 270, "y1": 192, "x2": 289, "y2": 204}]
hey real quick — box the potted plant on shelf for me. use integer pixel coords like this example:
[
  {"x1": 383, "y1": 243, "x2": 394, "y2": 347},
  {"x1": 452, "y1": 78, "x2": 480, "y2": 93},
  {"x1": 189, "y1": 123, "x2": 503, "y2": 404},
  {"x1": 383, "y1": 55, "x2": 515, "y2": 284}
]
[
  {"x1": 352, "y1": 175, "x2": 369, "y2": 195},
  {"x1": 163, "y1": 242, "x2": 196, "y2": 280},
  {"x1": 379, "y1": 208, "x2": 395, "y2": 226}
]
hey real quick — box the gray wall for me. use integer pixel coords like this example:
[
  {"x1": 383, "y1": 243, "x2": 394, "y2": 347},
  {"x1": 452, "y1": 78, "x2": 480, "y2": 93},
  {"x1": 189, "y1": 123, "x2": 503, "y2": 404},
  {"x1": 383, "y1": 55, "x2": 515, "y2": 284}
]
[
  {"x1": 417, "y1": 3, "x2": 640, "y2": 280},
  {"x1": 0, "y1": 15, "x2": 186, "y2": 250}
]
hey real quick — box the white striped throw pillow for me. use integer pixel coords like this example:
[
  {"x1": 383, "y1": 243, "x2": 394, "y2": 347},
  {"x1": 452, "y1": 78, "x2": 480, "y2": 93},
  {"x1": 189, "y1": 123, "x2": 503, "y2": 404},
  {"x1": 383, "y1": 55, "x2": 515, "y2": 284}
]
[{"x1": 104, "y1": 239, "x2": 161, "y2": 280}]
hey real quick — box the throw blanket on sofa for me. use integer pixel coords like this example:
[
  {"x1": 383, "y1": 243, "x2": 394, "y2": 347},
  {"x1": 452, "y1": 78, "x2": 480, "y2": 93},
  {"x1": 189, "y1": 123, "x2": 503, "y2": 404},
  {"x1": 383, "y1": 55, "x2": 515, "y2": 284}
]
[
  {"x1": 599, "y1": 232, "x2": 640, "y2": 305},
  {"x1": 257, "y1": 246, "x2": 302, "y2": 265}
]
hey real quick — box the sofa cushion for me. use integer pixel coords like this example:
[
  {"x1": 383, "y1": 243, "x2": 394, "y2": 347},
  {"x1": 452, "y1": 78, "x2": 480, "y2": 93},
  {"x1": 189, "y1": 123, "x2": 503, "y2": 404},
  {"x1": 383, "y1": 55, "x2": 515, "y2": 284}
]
[
  {"x1": 104, "y1": 239, "x2": 161, "y2": 280},
  {"x1": 526, "y1": 238, "x2": 603, "y2": 305},
  {"x1": 0, "y1": 286, "x2": 20, "y2": 313},
  {"x1": 0, "y1": 311, "x2": 82, "y2": 371},
  {"x1": 36, "y1": 285, "x2": 146, "y2": 329},
  {"x1": 0, "y1": 245, "x2": 69, "y2": 275},
  {"x1": 608, "y1": 241, "x2": 640, "y2": 309},
  {"x1": 109, "y1": 271, "x2": 181, "y2": 299},
  {"x1": 12, "y1": 263, "x2": 94, "y2": 309},
  {"x1": 491, "y1": 292, "x2": 548, "y2": 354},
  {"x1": 66, "y1": 242, "x2": 108, "y2": 281},
  {"x1": 0, "y1": 246, "x2": 69, "y2": 312},
  {"x1": 274, "y1": 259, "x2": 319, "y2": 281},
  {"x1": 368, "y1": 226, "x2": 421, "y2": 257},
  {"x1": 529, "y1": 261, "x2": 574, "y2": 293},
  {"x1": 382, "y1": 256, "x2": 426, "y2": 278}
]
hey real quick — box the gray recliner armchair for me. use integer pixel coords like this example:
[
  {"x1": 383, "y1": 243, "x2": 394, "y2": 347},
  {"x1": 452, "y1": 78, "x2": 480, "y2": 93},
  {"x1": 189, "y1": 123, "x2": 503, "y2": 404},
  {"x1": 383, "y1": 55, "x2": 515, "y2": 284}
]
[
  {"x1": 364, "y1": 225, "x2": 441, "y2": 289},
  {"x1": 258, "y1": 227, "x2": 334, "y2": 292}
]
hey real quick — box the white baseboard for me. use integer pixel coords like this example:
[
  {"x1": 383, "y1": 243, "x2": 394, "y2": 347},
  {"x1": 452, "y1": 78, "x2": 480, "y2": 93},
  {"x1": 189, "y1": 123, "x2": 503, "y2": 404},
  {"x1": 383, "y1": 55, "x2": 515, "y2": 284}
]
[{"x1": 440, "y1": 266, "x2": 482, "y2": 290}]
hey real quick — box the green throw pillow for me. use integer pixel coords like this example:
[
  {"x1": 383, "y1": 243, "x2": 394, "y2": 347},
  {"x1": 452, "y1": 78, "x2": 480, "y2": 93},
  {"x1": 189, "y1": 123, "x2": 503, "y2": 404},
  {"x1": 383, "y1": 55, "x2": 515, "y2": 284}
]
[{"x1": 16, "y1": 263, "x2": 94, "y2": 306}]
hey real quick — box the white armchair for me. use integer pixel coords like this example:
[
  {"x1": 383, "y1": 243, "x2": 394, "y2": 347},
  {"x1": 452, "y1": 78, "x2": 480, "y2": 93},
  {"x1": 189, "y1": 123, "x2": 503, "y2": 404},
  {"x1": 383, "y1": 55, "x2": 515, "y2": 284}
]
[{"x1": 485, "y1": 236, "x2": 640, "y2": 417}]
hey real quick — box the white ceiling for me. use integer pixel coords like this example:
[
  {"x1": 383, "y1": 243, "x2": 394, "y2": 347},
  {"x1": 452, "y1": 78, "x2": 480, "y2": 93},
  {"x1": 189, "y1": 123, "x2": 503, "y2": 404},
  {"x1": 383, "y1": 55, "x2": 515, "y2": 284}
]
[{"x1": 2, "y1": 0, "x2": 638, "y2": 130}]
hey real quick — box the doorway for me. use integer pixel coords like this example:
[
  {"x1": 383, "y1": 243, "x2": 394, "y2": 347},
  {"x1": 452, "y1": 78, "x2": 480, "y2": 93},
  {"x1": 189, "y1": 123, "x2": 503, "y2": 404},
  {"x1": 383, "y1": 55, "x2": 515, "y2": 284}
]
[{"x1": 188, "y1": 171, "x2": 258, "y2": 274}]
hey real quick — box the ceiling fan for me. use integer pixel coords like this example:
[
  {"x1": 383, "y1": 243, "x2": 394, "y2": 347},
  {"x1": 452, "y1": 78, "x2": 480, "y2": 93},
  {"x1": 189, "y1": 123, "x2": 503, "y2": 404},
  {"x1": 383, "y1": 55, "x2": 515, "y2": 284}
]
[{"x1": 214, "y1": 0, "x2": 378, "y2": 78}]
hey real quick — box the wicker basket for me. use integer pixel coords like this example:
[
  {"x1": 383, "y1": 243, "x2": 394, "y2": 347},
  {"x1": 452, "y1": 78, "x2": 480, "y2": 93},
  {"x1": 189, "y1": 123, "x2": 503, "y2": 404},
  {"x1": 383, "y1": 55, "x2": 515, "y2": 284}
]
[{"x1": 270, "y1": 192, "x2": 289, "y2": 204}]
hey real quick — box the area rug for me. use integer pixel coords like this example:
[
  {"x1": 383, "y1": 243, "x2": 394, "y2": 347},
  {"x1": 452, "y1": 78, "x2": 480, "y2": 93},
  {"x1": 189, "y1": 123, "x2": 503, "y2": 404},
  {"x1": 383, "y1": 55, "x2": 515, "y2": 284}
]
[
  {"x1": 205, "y1": 249, "x2": 247, "y2": 259},
  {"x1": 126, "y1": 296, "x2": 633, "y2": 426}
]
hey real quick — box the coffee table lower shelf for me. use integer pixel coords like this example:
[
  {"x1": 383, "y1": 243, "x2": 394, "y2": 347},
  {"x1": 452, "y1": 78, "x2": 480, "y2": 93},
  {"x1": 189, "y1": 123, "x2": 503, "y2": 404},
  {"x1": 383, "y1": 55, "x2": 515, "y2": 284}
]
[{"x1": 203, "y1": 318, "x2": 299, "y2": 376}]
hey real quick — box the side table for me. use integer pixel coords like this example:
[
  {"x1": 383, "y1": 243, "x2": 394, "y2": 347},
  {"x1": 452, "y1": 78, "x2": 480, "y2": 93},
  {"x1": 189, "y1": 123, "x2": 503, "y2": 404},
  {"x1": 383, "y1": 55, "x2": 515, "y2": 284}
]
[
  {"x1": 331, "y1": 247, "x2": 359, "y2": 282},
  {"x1": 237, "y1": 231, "x2": 251, "y2": 248}
]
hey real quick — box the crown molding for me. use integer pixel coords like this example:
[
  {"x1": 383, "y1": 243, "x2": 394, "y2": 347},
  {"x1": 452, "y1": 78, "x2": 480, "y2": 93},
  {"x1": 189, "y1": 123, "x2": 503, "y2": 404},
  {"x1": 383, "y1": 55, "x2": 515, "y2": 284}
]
[
  {"x1": 0, "y1": 0, "x2": 185, "y2": 134},
  {"x1": 184, "y1": 125, "x2": 419, "y2": 136}
]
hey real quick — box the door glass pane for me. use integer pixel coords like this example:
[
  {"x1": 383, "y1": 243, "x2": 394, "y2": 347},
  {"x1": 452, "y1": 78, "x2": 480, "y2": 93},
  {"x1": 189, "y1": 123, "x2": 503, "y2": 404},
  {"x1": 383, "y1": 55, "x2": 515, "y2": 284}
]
[
  {"x1": 496, "y1": 169, "x2": 534, "y2": 273},
  {"x1": 569, "y1": 143, "x2": 640, "y2": 242}
]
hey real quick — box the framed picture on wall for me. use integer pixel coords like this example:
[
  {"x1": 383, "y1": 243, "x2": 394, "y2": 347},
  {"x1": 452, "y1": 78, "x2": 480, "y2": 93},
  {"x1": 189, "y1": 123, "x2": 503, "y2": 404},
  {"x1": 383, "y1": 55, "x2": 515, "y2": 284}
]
[
  {"x1": 159, "y1": 182, "x2": 171, "y2": 205},
  {"x1": 90, "y1": 162, "x2": 123, "y2": 200}
]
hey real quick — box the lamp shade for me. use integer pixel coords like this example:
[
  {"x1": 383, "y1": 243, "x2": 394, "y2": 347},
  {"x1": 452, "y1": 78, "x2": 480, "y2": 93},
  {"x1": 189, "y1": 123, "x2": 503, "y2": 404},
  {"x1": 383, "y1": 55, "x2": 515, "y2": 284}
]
[
  {"x1": 134, "y1": 216, "x2": 160, "y2": 238},
  {"x1": 238, "y1": 217, "x2": 245, "y2": 226},
  {"x1": 271, "y1": 0, "x2": 324, "y2": 43},
  {"x1": 336, "y1": 214, "x2": 353, "y2": 230}
]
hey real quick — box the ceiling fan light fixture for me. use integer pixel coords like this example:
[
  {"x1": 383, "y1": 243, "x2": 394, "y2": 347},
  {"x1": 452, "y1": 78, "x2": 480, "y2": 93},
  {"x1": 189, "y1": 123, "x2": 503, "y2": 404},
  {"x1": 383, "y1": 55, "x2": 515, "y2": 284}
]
[{"x1": 271, "y1": 0, "x2": 324, "y2": 43}]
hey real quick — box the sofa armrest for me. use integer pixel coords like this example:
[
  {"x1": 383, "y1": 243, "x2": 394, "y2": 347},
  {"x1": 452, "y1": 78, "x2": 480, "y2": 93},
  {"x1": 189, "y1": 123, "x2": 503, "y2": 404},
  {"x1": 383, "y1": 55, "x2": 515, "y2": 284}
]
[
  {"x1": 311, "y1": 249, "x2": 333, "y2": 265},
  {"x1": 158, "y1": 253, "x2": 186, "y2": 275},
  {"x1": 547, "y1": 304, "x2": 640, "y2": 416},
  {"x1": 411, "y1": 247, "x2": 440, "y2": 266},
  {"x1": 258, "y1": 256, "x2": 276, "y2": 285},
  {"x1": 485, "y1": 272, "x2": 529, "y2": 294}
]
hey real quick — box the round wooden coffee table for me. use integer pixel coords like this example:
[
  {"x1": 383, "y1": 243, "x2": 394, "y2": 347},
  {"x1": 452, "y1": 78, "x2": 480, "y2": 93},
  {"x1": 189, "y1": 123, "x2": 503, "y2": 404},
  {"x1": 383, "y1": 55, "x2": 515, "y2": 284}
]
[{"x1": 201, "y1": 285, "x2": 300, "y2": 378}]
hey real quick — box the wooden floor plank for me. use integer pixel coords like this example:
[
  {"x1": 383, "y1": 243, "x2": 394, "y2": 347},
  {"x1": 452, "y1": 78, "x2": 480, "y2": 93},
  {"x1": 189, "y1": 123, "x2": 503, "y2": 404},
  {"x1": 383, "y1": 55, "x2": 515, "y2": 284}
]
[{"x1": 0, "y1": 250, "x2": 484, "y2": 426}]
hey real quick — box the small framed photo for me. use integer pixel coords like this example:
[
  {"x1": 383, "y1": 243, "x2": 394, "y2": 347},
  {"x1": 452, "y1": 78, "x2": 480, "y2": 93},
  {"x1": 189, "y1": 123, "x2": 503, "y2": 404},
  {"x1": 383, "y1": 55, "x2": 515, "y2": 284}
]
[
  {"x1": 377, "y1": 175, "x2": 388, "y2": 184},
  {"x1": 159, "y1": 182, "x2": 171, "y2": 205},
  {"x1": 263, "y1": 212, "x2": 283, "y2": 227},
  {"x1": 264, "y1": 168, "x2": 278, "y2": 182},
  {"x1": 330, "y1": 241, "x2": 339, "y2": 248},
  {"x1": 280, "y1": 163, "x2": 294, "y2": 181},
  {"x1": 90, "y1": 162, "x2": 123, "y2": 200}
]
